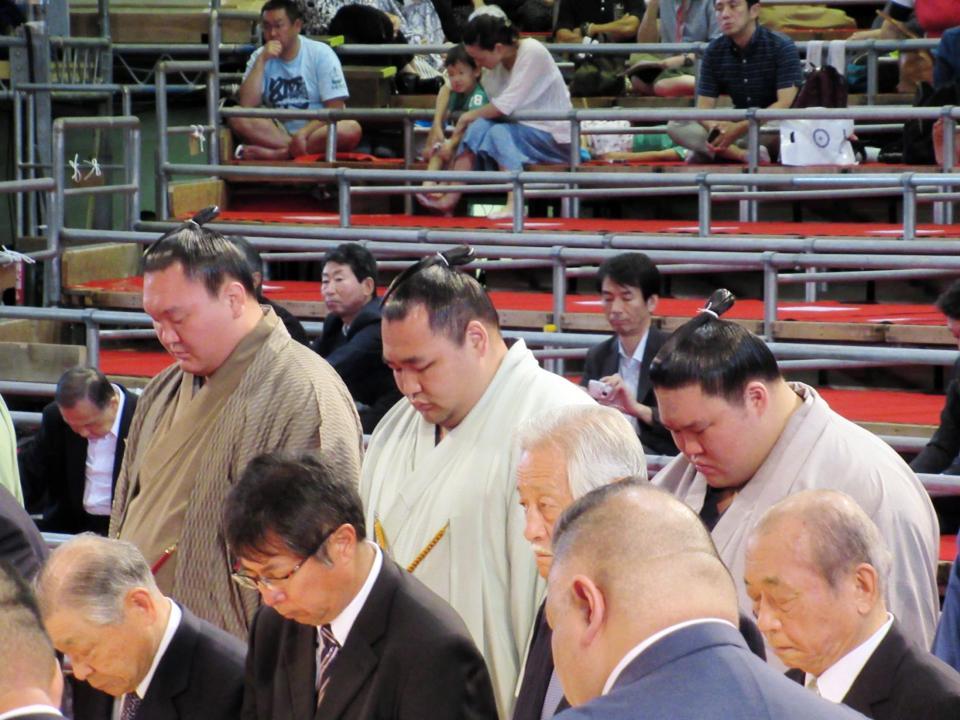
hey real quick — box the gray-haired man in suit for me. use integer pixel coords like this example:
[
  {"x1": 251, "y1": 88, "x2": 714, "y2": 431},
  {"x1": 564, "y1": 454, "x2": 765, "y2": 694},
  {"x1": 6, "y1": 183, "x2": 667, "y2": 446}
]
[{"x1": 36, "y1": 535, "x2": 245, "y2": 720}]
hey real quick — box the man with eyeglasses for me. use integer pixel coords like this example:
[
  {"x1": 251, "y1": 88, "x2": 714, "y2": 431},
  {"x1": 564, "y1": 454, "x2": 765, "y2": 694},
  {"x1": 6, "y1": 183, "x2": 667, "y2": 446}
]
[
  {"x1": 359, "y1": 247, "x2": 593, "y2": 717},
  {"x1": 37, "y1": 535, "x2": 245, "y2": 720},
  {"x1": 111, "y1": 215, "x2": 363, "y2": 641},
  {"x1": 224, "y1": 451, "x2": 498, "y2": 720},
  {"x1": 229, "y1": 0, "x2": 362, "y2": 160}
]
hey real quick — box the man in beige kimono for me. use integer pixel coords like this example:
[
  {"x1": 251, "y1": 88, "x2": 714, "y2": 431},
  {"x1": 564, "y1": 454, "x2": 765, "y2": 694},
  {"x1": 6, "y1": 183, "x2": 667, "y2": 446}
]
[
  {"x1": 111, "y1": 220, "x2": 362, "y2": 640},
  {"x1": 649, "y1": 299, "x2": 940, "y2": 654},
  {"x1": 360, "y1": 249, "x2": 594, "y2": 717}
]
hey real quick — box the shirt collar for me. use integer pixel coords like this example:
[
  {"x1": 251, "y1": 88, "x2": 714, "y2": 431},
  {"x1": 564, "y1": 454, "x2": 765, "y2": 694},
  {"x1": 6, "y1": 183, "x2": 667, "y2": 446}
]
[
  {"x1": 617, "y1": 329, "x2": 650, "y2": 365},
  {"x1": 726, "y1": 23, "x2": 763, "y2": 56},
  {"x1": 806, "y1": 613, "x2": 893, "y2": 703},
  {"x1": 136, "y1": 600, "x2": 182, "y2": 699},
  {"x1": 108, "y1": 385, "x2": 125, "y2": 437},
  {"x1": 602, "y1": 618, "x2": 738, "y2": 695},
  {"x1": 322, "y1": 542, "x2": 383, "y2": 648}
]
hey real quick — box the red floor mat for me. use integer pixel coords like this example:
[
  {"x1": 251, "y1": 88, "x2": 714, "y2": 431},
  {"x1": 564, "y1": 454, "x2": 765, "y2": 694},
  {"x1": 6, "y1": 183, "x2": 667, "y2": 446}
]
[
  {"x1": 213, "y1": 206, "x2": 957, "y2": 238},
  {"x1": 818, "y1": 388, "x2": 944, "y2": 425},
  {"x1": 71, "y1": 278, "x2": 946, "y2": 327},
  {"x1": 100, "y1": 349, "x2": 173, "y2": 377}
]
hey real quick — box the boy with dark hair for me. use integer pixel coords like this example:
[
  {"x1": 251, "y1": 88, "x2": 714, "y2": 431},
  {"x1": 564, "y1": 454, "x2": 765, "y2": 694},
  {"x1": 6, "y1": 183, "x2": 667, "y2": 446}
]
[{"x1": 418, "y1": 45, "x2": 489, "y2": 209}]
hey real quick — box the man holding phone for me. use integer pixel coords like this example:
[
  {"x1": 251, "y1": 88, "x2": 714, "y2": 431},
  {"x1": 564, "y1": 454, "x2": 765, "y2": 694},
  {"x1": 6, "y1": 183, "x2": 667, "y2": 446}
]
[
  {"x1": 580, "y1": 253, "x2": 677, "y2": 456},
  {"x1": 666, "y1": 0, "x2": 802, "y2": 163}
]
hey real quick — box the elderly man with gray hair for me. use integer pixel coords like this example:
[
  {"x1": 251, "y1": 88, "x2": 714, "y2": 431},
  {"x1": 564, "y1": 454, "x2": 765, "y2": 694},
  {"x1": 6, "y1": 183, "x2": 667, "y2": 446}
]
[
  {"x1": 744, "y1": 490, "x2": 960, "y2": 719},
  {"x1": 36, "y1": 535, "x2": 245, "y2": 720}
]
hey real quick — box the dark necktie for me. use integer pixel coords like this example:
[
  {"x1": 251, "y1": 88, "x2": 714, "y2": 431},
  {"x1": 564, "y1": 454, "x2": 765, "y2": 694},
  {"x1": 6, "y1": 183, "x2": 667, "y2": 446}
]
[
  {"x1": 120, "y1": 693, "x2": 141, "y2": 720},
  {"x1": 316, "y1": 623, "x2": 341, "y2": 707}
]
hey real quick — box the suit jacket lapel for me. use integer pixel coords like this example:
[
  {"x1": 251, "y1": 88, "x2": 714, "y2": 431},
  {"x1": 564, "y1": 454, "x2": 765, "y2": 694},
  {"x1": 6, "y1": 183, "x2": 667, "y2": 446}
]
[
  {"x1": 138, "y1": 606, "x2": 199, "y2": 720},
  {"x1": 600, "y1": 338, "x2": 619, "y2": 379},
  {"x1": 635, "y1": 328, "x2": 664, "y2": 404},
  {"x1": 841, "y1": 622, "x2": 902, "y2": 714},
  {"x1": 112, "y1": 388, "x2": 137, "y2": 489},
  {"x1": 316, "y1": 560, "x2": 399, "y2": 719},
  {"x1": 65, "y1": 430, "x2": 87, "y2": 519},
  {"x1": 282, "y1": 621, "x2": 319, "y2": 720}
]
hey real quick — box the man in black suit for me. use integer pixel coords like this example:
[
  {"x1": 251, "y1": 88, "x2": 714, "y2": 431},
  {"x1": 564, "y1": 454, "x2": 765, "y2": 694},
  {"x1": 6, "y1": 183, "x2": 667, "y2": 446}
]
[
  {"x1": 223, "y1": 451, "x2": 498, "y2": 720},
  {"x1": 580, "y1": 252, "x2": 677, "y2": 455},
  {"x1": 19, "y1": 367, "x2": 137, "y2": 535},
  {"x1": 313, "y1": 243, "x2": 401, "y2": 433},
  {"x1": 36, "y1": 535, "x2": 245, "y2": 720},
  {"x1": 745, "y1": 489, "x2": 960, "y2": 719},
  {"x1": 0, "y1": 485, "x2": 47, "y2": 582},
  {"x1": 0, "y1": 561, "x2": 64, "y2": 719}
]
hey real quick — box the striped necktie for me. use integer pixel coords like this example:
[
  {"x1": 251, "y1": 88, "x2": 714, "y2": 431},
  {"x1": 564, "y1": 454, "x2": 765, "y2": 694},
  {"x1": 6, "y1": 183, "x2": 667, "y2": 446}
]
[{"x1": 316, "y1": 624, "x2": 341, "y2": 707}]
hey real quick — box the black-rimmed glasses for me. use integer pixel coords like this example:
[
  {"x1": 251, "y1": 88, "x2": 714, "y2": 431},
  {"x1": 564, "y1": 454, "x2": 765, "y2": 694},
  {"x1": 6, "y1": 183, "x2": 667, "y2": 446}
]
[
  {"x1": 379, "y1": 245, "x2": 475, "y2": 307},
  {"x1": 231, "y1": 525, "x2": 336, "y2": 591}
]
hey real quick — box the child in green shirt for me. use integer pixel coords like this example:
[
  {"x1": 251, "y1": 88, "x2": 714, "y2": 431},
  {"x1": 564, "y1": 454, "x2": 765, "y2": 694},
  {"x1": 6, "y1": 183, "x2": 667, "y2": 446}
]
[{"x1": 419, "y1": 45, "x2": 488, "y2": 208}]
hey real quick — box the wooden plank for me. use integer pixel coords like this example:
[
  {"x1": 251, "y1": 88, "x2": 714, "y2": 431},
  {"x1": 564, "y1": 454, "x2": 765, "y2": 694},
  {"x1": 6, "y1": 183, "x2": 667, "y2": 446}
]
[
  {"x1": 70, "y1": 10, "x2": 257, "y2": 43},
  {"x1": 62, "y1": 244, "x2": 140, "y2": 287},
  {"x1": 0, "y1": 342, "x2": 86, "y2": 383},
  {"x1": 0, "y1": 320, "x2": 63, "y2": 344},
  {"x1": 858, "y1": 421, "x2": 935, "y2": 438},
  {"x1": 168, "y1": 178, "x2": 227, "y2": 219}
]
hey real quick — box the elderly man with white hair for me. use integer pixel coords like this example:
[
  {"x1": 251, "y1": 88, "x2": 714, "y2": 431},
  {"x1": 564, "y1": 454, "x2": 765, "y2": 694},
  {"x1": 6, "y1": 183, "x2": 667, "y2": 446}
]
[{"x1": 512, "y1": 404, "x2": 648, "y2": 720}]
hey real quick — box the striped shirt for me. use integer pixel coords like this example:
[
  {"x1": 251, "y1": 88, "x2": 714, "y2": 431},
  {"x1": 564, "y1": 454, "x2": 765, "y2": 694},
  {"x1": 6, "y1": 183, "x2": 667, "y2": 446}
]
[{"x1": 696, "y1": 24, "x2": 802, "y2": 109}]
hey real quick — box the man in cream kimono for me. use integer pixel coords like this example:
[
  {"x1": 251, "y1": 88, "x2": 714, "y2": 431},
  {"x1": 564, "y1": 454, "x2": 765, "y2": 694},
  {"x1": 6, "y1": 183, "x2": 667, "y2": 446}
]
[
  {"x1": 111, "y1": 220, "x2": 362, "y2": 640},
  {"x1": 649, "y1": 305, "x2": 940, "y2": 655},
  {"x1": 360, "y1": 250, "x2": 593, "y2": 717}
]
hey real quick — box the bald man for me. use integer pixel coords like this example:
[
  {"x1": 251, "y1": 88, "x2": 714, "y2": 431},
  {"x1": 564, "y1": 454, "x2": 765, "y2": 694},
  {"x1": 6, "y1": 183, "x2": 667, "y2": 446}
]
[
  {"x1": 545, "y1": 483, "x2": 867, "y2": 720},
  {"x1": 0, "y1": 561, "x2": 63, "y2": 719},
  {"x1": 745, "y1": 490, "x2": 960, "y2": 720}
]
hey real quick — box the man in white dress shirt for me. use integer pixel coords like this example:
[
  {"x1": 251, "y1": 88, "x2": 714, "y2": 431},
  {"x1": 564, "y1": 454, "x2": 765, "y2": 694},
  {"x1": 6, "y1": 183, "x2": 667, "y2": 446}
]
[
  {"x1": 0, "y1": 561, "x2": 64, "y2": 720},
  {"x1": 36, "y1": 535, "x2": 245, "y2": 720},
  {"x1": 19, "y1": 367, "x2": 138, "y2": 535},
  {"x1": 745, "y1": 490, "x2": 960, "y2": 719}
]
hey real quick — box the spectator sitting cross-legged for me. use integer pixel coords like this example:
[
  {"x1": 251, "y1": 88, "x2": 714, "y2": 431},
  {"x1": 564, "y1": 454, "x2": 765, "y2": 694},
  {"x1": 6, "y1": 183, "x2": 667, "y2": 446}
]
[{"x1": 229, "y1": 0, "x2": 361, "y2": 161}]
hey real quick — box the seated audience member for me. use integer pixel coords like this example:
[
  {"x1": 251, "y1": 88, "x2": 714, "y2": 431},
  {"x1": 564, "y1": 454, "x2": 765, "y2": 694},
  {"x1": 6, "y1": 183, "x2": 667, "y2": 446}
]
[
  {"x1": 666, "y1": 0, "x2": 802, "y2": 163},
  {"x1": 545, "y1": 483, "x2": 865, "y2": 720},
  {"x1": 417, "y1": 44, "x2": 488, "y2": 210},
  {"x1": 228, "y1": 235, "x2": 309, "y2": 345},
  {"x1": 19, "y1": 367, "x2": 137, "y2": 535},
  {"x1": 0, "y1": 486, "x2": 47, "y2": 582},
  {"x1": 652, "y1": 291, "x2": 940, "y2": 652},
  {"x1": 420, "y1": 14, "x2": 572, "y2": 218},
  {"x1": 554, "y1": 0, "x2": 643, "y2": 42},
  {"x1": 580, "y1": 253, "x2": 677, "y2": 456},
  {"x1": 935, "y1": 26, "x2": 960, "y2": 88},
  {"x1": 229, "y1": 0, "x2": 361, "y2": 160},
  {"x1": 745, "y1": 489, "x2": 960, "y2": 718},
  {"x1": 630, "y1": 0, "x2": 719, "y2": 97},
  {"x1": 0, "y1": 561, "x2": 64, "y2": 719},
  {"x1": 313, "y1": 243, "x2": 401, "y2": 432},
  {"x1": 223, "y1": 451, "x2": 499, "y2": 719},
  {"x1": 37, "y1": 535, "x2": 245, "y2": 720},
  {"x1": 911, "y1": 279, "x2": 960, "y2": 532},
  {"x1": 913, "y1": 280, "x2": 960, "y2": 476}
]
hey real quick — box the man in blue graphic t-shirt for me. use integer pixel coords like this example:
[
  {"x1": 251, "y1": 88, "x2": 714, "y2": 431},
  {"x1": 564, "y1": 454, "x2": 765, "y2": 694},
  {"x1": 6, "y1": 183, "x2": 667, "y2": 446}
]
[{"x1": 230, "y1": 0, "x2": 362, "y2": 160}]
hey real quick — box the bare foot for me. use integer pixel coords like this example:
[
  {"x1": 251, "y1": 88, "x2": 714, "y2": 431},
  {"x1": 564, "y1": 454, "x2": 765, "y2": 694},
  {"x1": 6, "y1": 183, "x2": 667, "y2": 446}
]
[
  {"x1": 487, "y1": 206, "x2": 522, "y2": 220},
  {"x1": 416, "y1": 191, "x2": 459, "y2": 213},
  {"x1": 240, "y1": 144, "x2": 291, "y2": 161}
]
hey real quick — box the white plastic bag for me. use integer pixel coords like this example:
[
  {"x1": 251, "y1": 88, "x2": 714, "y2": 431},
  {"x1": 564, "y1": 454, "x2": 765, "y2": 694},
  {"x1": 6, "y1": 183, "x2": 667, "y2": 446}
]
[{"x1": 779, "y1": 118, "x2": 857, "y2": 166}]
